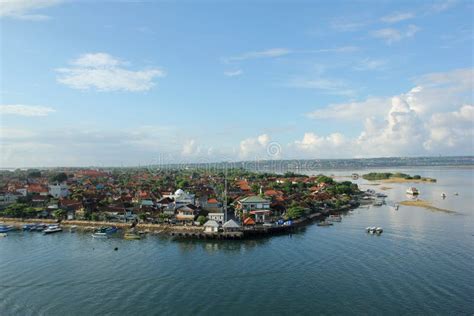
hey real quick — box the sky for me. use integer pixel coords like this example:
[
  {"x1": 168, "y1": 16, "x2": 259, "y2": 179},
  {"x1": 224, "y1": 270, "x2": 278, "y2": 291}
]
[{"x1": 0, "y1": 0, "x2": 473, "y2": 167}]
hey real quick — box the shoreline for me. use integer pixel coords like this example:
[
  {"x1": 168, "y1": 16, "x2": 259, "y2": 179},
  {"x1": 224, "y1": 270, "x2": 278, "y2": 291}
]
[{"x1": 0, "y1": 206, "x2": 352, "y2": 240}]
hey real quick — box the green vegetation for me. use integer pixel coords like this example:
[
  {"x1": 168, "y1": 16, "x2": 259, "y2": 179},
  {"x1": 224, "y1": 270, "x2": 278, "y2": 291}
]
[
  {"x1": 49, "y1": 172, "x2": 68, "y2": 183},
  {"x1": 363, "y1": 172, "x2": 436, "y2": 182},
  {"x1": 285, "y1": 206, "x2": 307, "y2": 220}
]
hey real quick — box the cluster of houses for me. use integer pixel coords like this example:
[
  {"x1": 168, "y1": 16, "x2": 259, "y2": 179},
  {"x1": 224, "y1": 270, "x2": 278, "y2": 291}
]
[{"x1": 0, "y1": 168, "x2": 349, "y2": 226}]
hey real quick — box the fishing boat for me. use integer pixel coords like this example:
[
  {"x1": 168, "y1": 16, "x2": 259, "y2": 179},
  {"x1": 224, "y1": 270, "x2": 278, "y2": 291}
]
[
  {"x1": 92, "y1": 232, "x2": 108, "y2": 239},
  {"x1": 327, "y1": 215, "x2": 342, "y2": 222},
  {"x1": 124, "y1": 232, "x2": 141, "y2": 240},
  {"x1": 317, "y1": 221, "x2": 333, "y2": 227},
  {"x1": 35, "y1": 224, "x2": 47, "y2": 232},
  {"x1": 43, "y1": 224, "x2": 62, "y2": 234},
  {"x1": 406, "y1": 187, "x2": 419, "y2": 195},
  {"x1": 366, "y1": 227, "x2": 383, "y2": 235},
  {"x1": 373, "y1": 200, "x2": 383, "y2": 207},
  {"x1": 23, "y1": 224, "x2": 37, "y2": 231},
  {"x1": 0, "y1": 225, "x2": 14, "y2": 233}
]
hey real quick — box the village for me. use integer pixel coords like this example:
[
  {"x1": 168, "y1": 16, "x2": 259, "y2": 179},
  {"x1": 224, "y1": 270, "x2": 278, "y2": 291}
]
[{"x1": 0, "y1": 167, "x2": 362, "y2": 239}]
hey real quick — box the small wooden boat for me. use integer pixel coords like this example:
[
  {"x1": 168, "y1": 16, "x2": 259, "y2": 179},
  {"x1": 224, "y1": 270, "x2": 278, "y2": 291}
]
[
  {"x1": 317, "y1": 221, "x2": 333, "y2": 227},
  {"x1": 327, "y1": 215, "x2": 342, "y2": 222},
  {"x1": 124, "y1": 232, "x2": 141, "y2": 240}
]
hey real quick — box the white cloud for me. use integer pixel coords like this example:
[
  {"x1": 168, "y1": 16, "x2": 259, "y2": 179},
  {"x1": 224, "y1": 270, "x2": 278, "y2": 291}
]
[
  {"x1": 223, "y1": 48, "x2": 290, "y2": 63},
  {"x1": 224, "y1": 69, "x2": 243, "y2": 77},
  {"x1": 223, "y1": 46, "x2": 358, "y2": 63},
  {"x1": 353, "y1": 58, "x2": 387, "y2": 71},
  {"x1": 0, "y1": 105, "x2": 56, "y2": 116},
  {"x1": 239, "y1": 134, "x2": 273, "y2": 159},
  {"x1": 56, "y1": 53, "x2": 166, "y2": 92},
  {"x1": 330, "y1": 19, "x2": 366, "y2": 32},
  {"x1": 307, "y1": 97, "x2": 390, "y2": 121},
  {"x1": 182, "y1": 139, "x2": 200, "y2": 156},
  {"x1": 289, "y1": 77, "x2": 356, "y2": 96},
  {"x1": 0, "y1": 0, "x2": 62, "y2": 20},
  {"x1": 371, "y1": 24, "x2": 420, "y2": 44},
  {"x1": 381, "y1": 12, "x2": 415, "y2": 23},
  {"x1": 430, "y1": 0, "x2": 457, "y2": 13},
  {"x1": 303, "y1": 68, "x2": 474, "y2": 157}
]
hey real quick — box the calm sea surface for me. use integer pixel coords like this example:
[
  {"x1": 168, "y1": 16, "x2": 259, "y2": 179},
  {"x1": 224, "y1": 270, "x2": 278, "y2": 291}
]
[{"x1": 1, "y1": 167, "x2": 473, "y2": 315}]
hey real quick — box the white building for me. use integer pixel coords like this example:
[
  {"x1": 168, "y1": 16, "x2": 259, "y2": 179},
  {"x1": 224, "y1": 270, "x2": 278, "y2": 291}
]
[
  {"x1": 208, "y1": 213, "x2": 225, "y2": 223},
  {"x1": 203, "y1": 220, "x2": 219, "y2": 233},
  {"x1": 48, "y1": 183, "x2": 69, "y2": 198},
  {"x1": 165, "y1": 189, "x2": 195, "y2": 207}
]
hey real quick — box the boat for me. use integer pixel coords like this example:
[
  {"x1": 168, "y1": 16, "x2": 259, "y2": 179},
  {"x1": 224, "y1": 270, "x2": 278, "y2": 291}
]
[
  {"x1": 0, "y1": 233, "x2": 7, "y2": 238},
  {"x1": 43, "y1": 225, "x2": 63, "y2": 234},
  {"x1": 317, "y1": 221, "x2": 333, "y2": 227},
  {"x1": 0, "y1": 225, "x2": 14, "y2": 233},
  {"x1": 366, "y1": 227, "x2": 383, "y2": 235},
  {"x1": 124, "y1": 231, "x2": 141, "y2": 240},
  {"x1": 406, "y1": 187, "x2": 420, "y2": 195},
  {"x1": 23, "y1": 224, "x2": 37, "y2": 231},
  {"x1": 35, "y1": 224, "x2": 47, "y2": 232},
  {"x1": 375, "y1": 193, "x2": 387, "y2": 198},
  {"x1": 373, "y1": 200, "x2": 383, "y2": 207},
  {"x1": 92, "y1": 226, "x2": 118, "y2": 238},
  {"x1": 92, "y1": 232, "x2": 108, "y2": 239},
  {"x1": 394, "y1": 204, "x2": 400, "y2": 211},
  {"x1": 441, "y1": 192, "x2": 447, "y2": 199},
  {"x1": 69, "y1": 225, "x2": 78, "y2": 233},
  {"x1": 327, "y1": 215, "x2": 342, "y2": 222}
]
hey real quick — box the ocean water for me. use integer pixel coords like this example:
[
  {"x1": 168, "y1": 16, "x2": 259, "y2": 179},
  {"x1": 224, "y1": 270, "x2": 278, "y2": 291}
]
[{"x1": 0, "y1": 167, "x2": 473, "y2": 315}]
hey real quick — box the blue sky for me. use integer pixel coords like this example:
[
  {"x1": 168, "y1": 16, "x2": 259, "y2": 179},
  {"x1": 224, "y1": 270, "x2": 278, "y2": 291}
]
[{"x1": 0, "y1": 0, "x2": 473, "y2": 167}]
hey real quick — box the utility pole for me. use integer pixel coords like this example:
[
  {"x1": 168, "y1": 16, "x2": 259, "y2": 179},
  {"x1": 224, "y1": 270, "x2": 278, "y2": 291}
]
[{"x1": 224, "y1": 163, "x2": 228, "y2": 223}]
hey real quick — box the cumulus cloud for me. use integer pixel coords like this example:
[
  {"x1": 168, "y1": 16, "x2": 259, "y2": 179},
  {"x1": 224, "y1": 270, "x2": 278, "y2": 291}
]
[
  {"x1": 0, "y1": 105, "x2": 56, "y2": 116},
  {"x1": 371, "y1": 25, "x2": 420, "y2": 44},
  {"x1": 0, "y1": 0, "x2": 62, "y2": 20},
  {"x1": 239, "y1": 134, "x2": 273, "y2": 159},
  {"x1": 56, "y1": 53, "x2": 166, "y2": 92},
  {"x1": 303, "y1": 68, "x2": 474, "y2": 157}
]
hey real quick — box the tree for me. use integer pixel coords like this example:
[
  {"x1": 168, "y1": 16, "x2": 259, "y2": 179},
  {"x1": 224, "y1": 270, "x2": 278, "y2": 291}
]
[
  {"x1": 49, "y1": 172, "x2": 68, "y2": 183},
  {"x1": 52, "y1": 209, "x2": 66, "y2": 220},
  {"x1": 27, "y1": 169, "x2": 42, "y2": 178},
  {"x1": 285, "y1": 206, "x2": 306, "y2": 220},
  {"x1": 197, "y1": 215, "x2": 207, "y2": 225}
]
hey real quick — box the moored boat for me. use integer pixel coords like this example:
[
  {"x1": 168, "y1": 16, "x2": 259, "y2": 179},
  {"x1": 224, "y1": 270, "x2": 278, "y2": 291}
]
[
  {"x1": 124, "y1": 232, "x2": 141, "y2": 240},
  {"x1": 406, "y1": 187, "x2": 420, "y2": 195},
  {"x1": 43, "y1": 225, "x2": 62, "y2": 234},
  {"x1": 327, "y1": 214, "x2": 342, "y2": 222},
  {"x1": 0, "y1": 225, "x2": 14, "y2": 233},
  {"x1": 317, "y1": 221, "x2": 333, "y2": 227},
  {"x1": 0, "y1": 233, "x2": 7, "y2": 237},
  {"x1": 69, "y1": 225, "x2": 78, "y2": 233}
]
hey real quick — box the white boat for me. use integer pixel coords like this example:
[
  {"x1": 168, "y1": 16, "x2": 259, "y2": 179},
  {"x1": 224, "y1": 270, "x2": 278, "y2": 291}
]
[
  {"x1": 406, "y1": 187, "x2": 419, "y2": 195},
  {"x1": 327, "y1": 215, "x2": 342, "y2": 222},
  {"x1": 43, "y1": 225, "x2": 62, "y2": 234},
  {"x1": 366, "y1": 226, "x2": 383, "y2": 234},
  {"x1": 92, "y1": 232, "x2": 108, "y2": 239},
  {"x1": 69, "y1": 225, "x2": 78, "y2": 233},
  {"x1": 0, "y1": 233, "x2": 7, "y2": 238}
]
